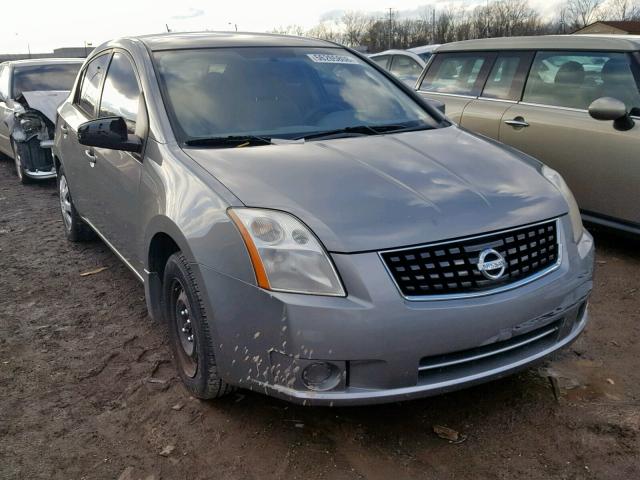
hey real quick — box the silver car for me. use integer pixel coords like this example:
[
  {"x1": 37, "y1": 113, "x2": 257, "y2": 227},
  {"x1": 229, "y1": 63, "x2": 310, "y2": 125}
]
[
  {"x1": 53, "y1": 33, "x2": 594, "y2": 406},
  {"x1": 0, "y1": 59, "x2": 82, "y2": 183}
]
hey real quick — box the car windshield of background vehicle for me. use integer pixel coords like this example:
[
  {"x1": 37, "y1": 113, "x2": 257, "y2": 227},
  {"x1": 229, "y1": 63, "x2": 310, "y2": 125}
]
[
  {"x1": 153, "y1": 47, "x2": 441, "y2": 143},
  {"x1": 523, "y1": 51, "x2": 640, "y2": 114},
  {"x1": 419, "y1": 53, "x2": 490, "y2": 96},
  {"x1": 12, "y1": 64, "x2": 81, "y2": 99}
]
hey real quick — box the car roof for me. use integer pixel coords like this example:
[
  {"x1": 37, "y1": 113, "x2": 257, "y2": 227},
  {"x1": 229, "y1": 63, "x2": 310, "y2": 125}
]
[
  {"x1": 436, "y1": 34, "x2": 640, "y2": 53},
  {"x1": 1, "y1": 58, "x2": 84, "y2": 67},
  {"x1": 133, "y1": 31, "x2": 338, "y2": 51},
  {"x1": 407, "y1": 44, "x2": 441, "y2": 54}
]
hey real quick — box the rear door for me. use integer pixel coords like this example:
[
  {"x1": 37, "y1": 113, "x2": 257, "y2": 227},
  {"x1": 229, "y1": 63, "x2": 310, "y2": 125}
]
[
  {"x1": 500, "y1": 50, "x2": 640, "y2": 225},
  {"x1": 459, "y1": 51, "x2": 533, "y2": 139},
  {"x1": 89, "y1": 51, "x2": 147, "y2": 267},
  {"x1": 58, "y1": 52, "x2": 112, "y2": 217},
  {"x1": 416, "y1": 52, "x2": 494, "y2": 122}
]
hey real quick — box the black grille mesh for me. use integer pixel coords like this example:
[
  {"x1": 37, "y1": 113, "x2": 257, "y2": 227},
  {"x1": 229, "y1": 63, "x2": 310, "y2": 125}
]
[{"x1": 381, "y1": 220, "x2": 559, "y2": 297}]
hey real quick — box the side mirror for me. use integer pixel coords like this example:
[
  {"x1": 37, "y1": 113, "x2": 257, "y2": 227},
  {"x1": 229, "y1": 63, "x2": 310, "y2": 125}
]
[
  {"x1": 588, "y1": 97, "x2": 635, "y2": 131},
  {"x1": 78, "y1": 117, "x2": 142, "y2": 153}
]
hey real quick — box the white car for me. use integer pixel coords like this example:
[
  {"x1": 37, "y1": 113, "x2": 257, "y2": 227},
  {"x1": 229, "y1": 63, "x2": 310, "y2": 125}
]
[{"x1": 370, "y1": 45, "x2": 440, "y2": 86}]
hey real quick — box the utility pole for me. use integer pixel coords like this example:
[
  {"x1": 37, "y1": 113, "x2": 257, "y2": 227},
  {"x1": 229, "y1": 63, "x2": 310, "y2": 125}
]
[
  {"x1": 432, "y1": 8, "x2": 436, "y2": 44},
  {"x1": 388, "y1": 8, "x2": 393, "y2": 50}
]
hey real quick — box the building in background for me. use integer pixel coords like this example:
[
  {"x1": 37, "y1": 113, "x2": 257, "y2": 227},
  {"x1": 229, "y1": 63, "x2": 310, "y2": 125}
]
[
  {"x1": 0, "y1": 47, "x2": 88, "y2": 63},
  {"x1": 574, "y1": 21, "x2": 640, "y2": 35}
]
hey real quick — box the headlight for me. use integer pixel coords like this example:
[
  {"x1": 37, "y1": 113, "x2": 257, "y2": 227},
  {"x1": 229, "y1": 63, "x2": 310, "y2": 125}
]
[
  {"x1": 542, "y1": 166, "x2": 583, "y2": 242},
  {"x1": 228, "y1": 208, "x2": 345, "y2": 296},
  {"x1": 19, "y1": 115, "x2": 43, "y2": 133}
]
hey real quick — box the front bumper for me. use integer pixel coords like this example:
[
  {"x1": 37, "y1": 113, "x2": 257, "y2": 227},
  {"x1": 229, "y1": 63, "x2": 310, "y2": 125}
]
[{"x1": 194, "y1": 217, "x2": 594, "y2": 406}]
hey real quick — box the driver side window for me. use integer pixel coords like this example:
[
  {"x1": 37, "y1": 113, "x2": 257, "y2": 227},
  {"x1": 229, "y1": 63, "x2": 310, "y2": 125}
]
[{"x1": 99, "y1": 52, "x2": 142, "y2": 134}]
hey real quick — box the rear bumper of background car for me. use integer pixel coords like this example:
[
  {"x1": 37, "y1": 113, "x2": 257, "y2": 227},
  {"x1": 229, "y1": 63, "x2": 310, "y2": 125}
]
[{"x1": 193, "y1": 217, "x2": 594, "y2": 406}]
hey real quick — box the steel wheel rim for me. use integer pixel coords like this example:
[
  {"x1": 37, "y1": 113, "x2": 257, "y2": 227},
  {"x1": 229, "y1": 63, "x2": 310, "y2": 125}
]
[
  {"x1": 59, "y1": 175, "x2": 73, "y2": 231},
  {"x1": 171, "y1": 279, "x2": 198, "y2": 378}
]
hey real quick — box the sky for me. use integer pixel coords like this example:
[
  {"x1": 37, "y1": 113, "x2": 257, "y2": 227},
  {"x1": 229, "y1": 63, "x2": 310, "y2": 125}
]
[{"x1": 3, "y1": 0, "x2": 563, "y2": 54}]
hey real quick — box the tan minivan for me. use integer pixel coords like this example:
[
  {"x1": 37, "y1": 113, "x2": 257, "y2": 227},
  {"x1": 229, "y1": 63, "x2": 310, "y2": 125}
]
[{"x1": 416, "y1": 35, "x2": 640, "y2": 234}]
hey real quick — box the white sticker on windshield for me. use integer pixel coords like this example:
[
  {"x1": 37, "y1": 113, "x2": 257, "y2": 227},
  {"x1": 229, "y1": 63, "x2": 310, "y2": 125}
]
[{"x1": 307, "y1": 53, "x2": 358, "y2": 64}]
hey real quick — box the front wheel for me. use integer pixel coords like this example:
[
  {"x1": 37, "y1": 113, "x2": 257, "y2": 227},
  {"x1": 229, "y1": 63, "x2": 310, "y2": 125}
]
[
  {"x1": 57, "y1": 165, "x2": 95, "y2": 242},
  {"x1": 162, "y1": 252, "x2": 233, "y2": 399},
  {"x1": 11, "y1": 139, "x2": 30, "y2": 185}
]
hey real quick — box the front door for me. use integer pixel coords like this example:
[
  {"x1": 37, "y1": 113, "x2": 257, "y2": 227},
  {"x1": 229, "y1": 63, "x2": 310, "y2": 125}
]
[
  {"x1": 0, "y1": 65, "x2": 13, "y2": 156},
  {"x1": 500, "y1": 50, "x2": 640, "y2": 226}
]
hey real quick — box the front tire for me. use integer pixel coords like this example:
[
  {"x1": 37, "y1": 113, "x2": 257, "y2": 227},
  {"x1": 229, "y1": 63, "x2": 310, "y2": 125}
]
[
  {"x1": 162, "y1": 252, "x2": 233, "y2": 399},
  {"x1": 11, "y1": 139, "x2": 31, "y2": 185},
  {"x1": 57, "y1": 165, "x2": 95, "y2": 242}
]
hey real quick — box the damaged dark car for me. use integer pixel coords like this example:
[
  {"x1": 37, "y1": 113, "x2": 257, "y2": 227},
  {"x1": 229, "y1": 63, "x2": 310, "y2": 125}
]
[{"x1": 0, "y1": 59, "x2": 82, "y2": 183}]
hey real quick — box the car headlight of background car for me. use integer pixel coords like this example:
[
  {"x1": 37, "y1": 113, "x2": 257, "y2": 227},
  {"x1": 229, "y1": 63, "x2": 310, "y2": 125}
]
[
  {"x1": 542, "y1": 166, "x2": 584, "y2": 243},
  {"x1": 228, "y1": 208, "x2": 345, "y2": 296}
]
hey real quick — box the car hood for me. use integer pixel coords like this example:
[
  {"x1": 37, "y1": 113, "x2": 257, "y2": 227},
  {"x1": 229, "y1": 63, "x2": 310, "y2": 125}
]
[
  {"x1": 186, "y1": 126, "x2": 567, "y2": 253},
  {"x1": 20, "y1": 90, "x2": 70, "y2": 123}
]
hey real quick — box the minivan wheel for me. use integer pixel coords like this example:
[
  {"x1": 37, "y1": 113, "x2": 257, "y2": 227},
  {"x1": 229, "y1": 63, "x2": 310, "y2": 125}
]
[
  {"x1": 162, "y1": 252, "x2": 233, "y2": 399},
  {"x1": 57, "y1": 165, "x2": 95, "y2": 242}
]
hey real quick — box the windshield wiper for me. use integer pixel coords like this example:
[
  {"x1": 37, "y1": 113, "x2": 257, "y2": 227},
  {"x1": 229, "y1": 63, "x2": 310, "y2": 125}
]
[
  {"x1": 184, "y1": 135, "x2": 273, "y2": 147},
  {"x1": 294, "y1": 125, "x2": 380, "y2": 141},
  {"x1": 295, "y1": 123, "x2": 432, "y2": 141}
]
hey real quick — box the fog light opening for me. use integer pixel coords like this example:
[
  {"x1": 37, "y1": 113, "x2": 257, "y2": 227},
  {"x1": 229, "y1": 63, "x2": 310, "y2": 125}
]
[{"x1": 301, "y1": 362, "x2": 341, "y2": 391}]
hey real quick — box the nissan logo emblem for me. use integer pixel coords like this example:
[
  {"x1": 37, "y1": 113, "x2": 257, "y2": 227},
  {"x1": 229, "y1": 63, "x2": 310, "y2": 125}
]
[{"x1": 477, "y1": 248, "x2": 507, "y2": 280}]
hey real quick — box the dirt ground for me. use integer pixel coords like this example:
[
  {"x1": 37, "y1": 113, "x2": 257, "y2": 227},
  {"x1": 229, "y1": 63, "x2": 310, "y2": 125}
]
[{"x1": 0, "y1": 156, "x2": 638, "y2": 480}]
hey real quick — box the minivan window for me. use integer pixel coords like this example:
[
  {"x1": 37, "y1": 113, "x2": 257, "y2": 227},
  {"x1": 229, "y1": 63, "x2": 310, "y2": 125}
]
[
  {"x1": 481, "y1": 52, "x2": 531, "y2": 101},
  {"x1": 77, "y1": 54, "x2": 111, "y2": 117},
  {"x1": 154, "y1": 47, "x2": 439, "y2": 142},
  {"x1": 420, "y1": 53, "x2": 491, "y2": 96},
  {"x1": 12, "y1": 63, "x2": 80, "y2": 99},
  {"x1": 99, "y1": 53, "x2": 141, "y2": 134},
  {"x1": 523, "y1": 51, "x2": 640, "y2": 112}
]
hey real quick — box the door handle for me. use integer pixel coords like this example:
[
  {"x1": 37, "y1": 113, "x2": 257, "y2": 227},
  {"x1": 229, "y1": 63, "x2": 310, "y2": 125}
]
[
  {"x1": 504, "y1": 117, "x2": 529, "y2": 128},
  {"x1": 85, "y1": 149, "x2": 97, "y2": 167}
]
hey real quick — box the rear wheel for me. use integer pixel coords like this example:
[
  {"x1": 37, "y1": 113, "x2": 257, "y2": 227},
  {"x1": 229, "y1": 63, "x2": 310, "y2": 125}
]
[
  {"x1": 162, "y1": 252, "x2": 233, "y2": 399},
  {"x1": 57, "y1": 165, "x2": 95, "y2": 242}
]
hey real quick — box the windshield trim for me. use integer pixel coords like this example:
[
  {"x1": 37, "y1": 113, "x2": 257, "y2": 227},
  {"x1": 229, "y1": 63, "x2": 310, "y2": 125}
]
[{"x1": 150, "y1": 46, "x2": 449, "y2": 146}]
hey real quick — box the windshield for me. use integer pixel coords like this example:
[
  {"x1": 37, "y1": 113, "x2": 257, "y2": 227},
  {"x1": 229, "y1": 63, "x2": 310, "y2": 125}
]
[
  {"x1": 153, "y1": 47, "x2": 440, "y2": 143},
  {"x1": 12, "y1": 63, "x2": 81, "y2": 98}
]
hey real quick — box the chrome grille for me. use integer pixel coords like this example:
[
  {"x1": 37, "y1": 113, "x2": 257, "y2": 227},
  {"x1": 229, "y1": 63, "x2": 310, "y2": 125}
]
[{"x1": 380, "y1": 219, "x2": 560, "y2": 299}]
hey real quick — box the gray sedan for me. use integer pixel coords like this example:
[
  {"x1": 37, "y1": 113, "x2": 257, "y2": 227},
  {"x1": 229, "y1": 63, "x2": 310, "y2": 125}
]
[{"x1": 53, "y1": 32, "x2": 594, "y2": 405}]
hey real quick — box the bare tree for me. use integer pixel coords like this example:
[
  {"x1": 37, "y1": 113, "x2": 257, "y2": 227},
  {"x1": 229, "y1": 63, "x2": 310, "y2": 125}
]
[
  {"x1": 564, "y1": 0, "x2": 604, "y2": 28},
  {"x1": 341, "y1": 11, "x2": 373, "y2": 47},
  {"x1": 603, "y1": 0, "x2": 640, "y2": 19}
]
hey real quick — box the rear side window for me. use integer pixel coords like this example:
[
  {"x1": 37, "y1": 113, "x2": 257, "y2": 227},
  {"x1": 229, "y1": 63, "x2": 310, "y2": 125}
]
[
  {"x1": 390, "y1": 55, "x2": 423, "y2": 78},
  {"x1": 99, "y1": 52, "x2": 141, "y2": 134},
  {"x1": 371, "y1": 55, "x2": 390, "y2": 69},
  {"x1": 523, "y1": 51, "x2": 640, "y2": 111},
  {"x1": 76, "y1": 53, "x2": 111, "y2": 117},
  {"x1": 481, "y1": 52, "x2": 533, "y2": 101},
  {"x1": 419, "y1": 53, "x2": 493, "y2": 96}
]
